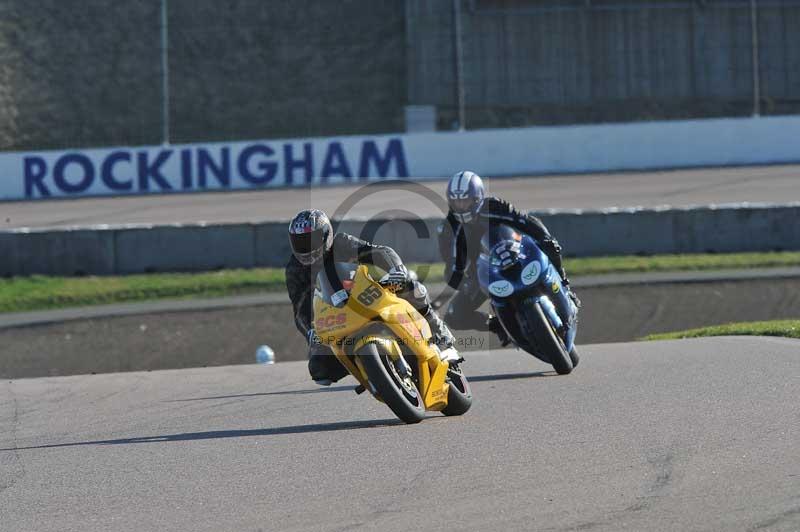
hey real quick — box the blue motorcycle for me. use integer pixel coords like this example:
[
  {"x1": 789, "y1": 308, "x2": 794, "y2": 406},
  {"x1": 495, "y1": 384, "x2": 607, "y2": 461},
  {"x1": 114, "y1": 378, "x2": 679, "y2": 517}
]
[{"x1": 476, "y1": 224, "x2": 580, "y2": 374}]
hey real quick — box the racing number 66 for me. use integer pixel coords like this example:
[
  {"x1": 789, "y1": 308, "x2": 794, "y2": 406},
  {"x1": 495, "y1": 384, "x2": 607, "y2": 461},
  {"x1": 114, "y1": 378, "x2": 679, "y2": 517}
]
[{"x1": 357, "y1": 286, "x2": 383, "y2": 306}]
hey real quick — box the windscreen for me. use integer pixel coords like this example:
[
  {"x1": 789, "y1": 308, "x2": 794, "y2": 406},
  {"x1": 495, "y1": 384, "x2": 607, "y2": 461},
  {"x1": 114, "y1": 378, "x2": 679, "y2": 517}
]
[
  {"x1": 315, "y1": 262, "x2": 358, "y2": 305},
  {"x1": 480, "y1": 224, "x2": 522, "y2": 255}
]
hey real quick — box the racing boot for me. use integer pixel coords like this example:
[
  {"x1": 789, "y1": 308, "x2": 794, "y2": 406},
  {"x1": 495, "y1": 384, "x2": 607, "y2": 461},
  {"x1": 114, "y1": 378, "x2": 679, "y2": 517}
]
[
  {"x1": 308, "y1": 344, "x2": 349, "y2": 386},
  {"x1": 487, "y1": 315, "x2": 511, "y2": 347},
  {"x1": 404, "y1": 279, "x2": 457, "y2": 352},
  {"x1": 423, "y1": 307, "x2": 463, "y2": 367},
  {"x1": 422, "y1": 306, "x2": 456, "y2": 351},
  {"x1": 562, "y1": 277, "x2": 582, "y2": 310},
  {"x1": 568, "y1": 290, "x2": 582, "y2": 310},
  {"x1": 560, "y1": 268, "x2": 582, "y2": 310}
]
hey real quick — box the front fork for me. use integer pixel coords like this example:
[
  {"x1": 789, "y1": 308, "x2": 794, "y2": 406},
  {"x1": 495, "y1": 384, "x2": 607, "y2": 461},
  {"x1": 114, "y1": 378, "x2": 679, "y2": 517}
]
[
  {"x1": 530, "y1": 267, "x2": 578, "y2": 352},
  {"x1": 352, "y1": 335, "x2": 450, "y2": 411}
]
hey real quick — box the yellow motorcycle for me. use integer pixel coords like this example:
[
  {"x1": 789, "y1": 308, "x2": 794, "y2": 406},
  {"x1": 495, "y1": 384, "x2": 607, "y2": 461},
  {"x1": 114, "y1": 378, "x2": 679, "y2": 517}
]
[{"x1": 313, "y1": 263, "x2": 472, "y2": 424}]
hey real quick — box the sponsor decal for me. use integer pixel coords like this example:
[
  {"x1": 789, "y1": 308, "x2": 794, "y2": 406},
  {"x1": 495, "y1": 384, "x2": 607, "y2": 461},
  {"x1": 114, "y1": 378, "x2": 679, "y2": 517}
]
[
  {"x1": 315, "y1": 312, "x2": 347, "y2": 331},
  {"x1": 551, "y1": 281, "x2": 560, "y2": 294},
  {"x1": 395, "y1": 313, "x2": 424, "y2": 342},
  {"x1": 488, "y1": 280, "x2": 514, "y2": 297},
  {"x1": 520, "y1": 261, "x2": 542, "y2": 285},
  {"x1": 331, "y1": 289, "x2": 349, "y2": 307}
]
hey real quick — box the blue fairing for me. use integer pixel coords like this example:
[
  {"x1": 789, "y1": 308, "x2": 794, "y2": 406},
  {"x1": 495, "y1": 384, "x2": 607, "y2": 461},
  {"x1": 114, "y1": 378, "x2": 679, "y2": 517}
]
[{"x1": 477, "y1": 229, "x2": 577, "y2": 353}]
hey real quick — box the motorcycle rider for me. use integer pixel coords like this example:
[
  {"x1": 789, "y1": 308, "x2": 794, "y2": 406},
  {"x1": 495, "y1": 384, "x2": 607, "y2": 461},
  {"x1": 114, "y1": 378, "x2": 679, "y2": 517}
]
[
  {"x1": 438, "y1": 170, "x2": 580, "y2": 346},
  {"x1": 287, "y1": 209, "x2": 456, "y2": 385}
]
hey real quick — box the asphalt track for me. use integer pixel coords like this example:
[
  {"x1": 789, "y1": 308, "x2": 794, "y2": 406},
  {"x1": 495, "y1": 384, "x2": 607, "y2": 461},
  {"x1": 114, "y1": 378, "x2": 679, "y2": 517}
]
[
  {"x1": 2, "y1": 164, "x2": 800, "y2": 228},
  {"x1": 2, "y1": 338, "x2": 798, "y2": 532}
]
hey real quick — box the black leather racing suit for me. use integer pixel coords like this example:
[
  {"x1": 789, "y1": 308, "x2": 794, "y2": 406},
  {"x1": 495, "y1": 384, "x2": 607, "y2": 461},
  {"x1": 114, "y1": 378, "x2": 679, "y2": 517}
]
[
  {"x1": 286, "y1": 232, "x2": 438, "y2": 381},
  {"x1": 439, "y1": 197, "x2": 567, "y2": 332}
]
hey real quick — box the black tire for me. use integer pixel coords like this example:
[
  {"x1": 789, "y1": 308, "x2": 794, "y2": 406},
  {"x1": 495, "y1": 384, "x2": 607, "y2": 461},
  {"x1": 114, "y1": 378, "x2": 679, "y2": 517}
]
[
  {"x1": 358, "y1": 342, "x2": 425, "y2": 424},
  {"x1": 441, "y1": 365, "x2": 472, "y2": 417},
  {"x1": 528, "y1": 301, "x2": 574, "y2": 375},
  {"x1": 569, "y1": 347, "x2": 580, "y2": 368}
]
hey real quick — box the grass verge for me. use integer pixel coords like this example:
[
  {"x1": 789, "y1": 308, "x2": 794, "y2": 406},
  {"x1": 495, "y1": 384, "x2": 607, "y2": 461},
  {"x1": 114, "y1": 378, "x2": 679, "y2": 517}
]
[
  {"x1": 644, "y1": 320, "x2": 800, "y2": 341},
  {"x1": 0, "y1": 269, "x2": 286, "y2": 313},
  {"x1": 563, "y1": 251, "x2": 800, "y2": 276},
  {"x1": 2, "y1": 251, "x2": 800, "y2": 314}
]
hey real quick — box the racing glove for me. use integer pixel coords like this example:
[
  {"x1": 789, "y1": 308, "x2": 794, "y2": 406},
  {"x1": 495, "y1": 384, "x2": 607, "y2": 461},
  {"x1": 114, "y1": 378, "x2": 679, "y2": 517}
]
[{"x1": 380, "y1": 264, "x2": 411, "y2": 293}]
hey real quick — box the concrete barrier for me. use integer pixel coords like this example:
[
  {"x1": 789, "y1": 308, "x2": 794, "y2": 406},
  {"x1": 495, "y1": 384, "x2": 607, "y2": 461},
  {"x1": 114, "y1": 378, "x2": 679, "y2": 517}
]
[
  {"x1": 115, "y1": 223, "x2": 256, "y2": 273},
  {"x1": 0, "y1": 227, "x2": 116, "y2": 276},
  {"x1": 543, "y1": 203, "x2": 800, "y2": 256},
  {"x1": 2, "y1": 203, "x2": 799, "y2": 276}
]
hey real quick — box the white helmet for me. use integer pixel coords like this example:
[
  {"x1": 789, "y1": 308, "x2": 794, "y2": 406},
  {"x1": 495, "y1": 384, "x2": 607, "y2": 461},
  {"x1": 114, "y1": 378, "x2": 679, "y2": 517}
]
[{"x1": 447, "y1": 170, "x2": 485, "y2": 223}]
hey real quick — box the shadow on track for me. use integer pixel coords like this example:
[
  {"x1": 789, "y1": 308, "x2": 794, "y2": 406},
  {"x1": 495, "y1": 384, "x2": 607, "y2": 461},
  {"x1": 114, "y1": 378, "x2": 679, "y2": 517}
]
[
  {"x1": 166, "y1": 386, "x2": 355, "y2": 402},
  {"x1": 169, "y1": 374, "x2": 553, "y2": 402},
  {"x1": 1, "y1": 418, "x2": 402, "y2": 452},
  {"x1": 468, "y1": 371, "x2": 555, "y2": 382}
]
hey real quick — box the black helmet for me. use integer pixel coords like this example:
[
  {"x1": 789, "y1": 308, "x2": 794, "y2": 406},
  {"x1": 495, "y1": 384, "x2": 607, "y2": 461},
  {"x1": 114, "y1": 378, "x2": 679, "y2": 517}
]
[{"x1": 288, "y1": 209, "x2": 333, "y2": 265}]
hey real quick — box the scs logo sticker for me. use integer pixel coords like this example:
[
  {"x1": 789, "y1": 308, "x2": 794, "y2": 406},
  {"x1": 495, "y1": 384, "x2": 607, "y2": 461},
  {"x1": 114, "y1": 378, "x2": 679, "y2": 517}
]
[{"x1": 315, "y1": 313, "x2": 347, "y2": 330}]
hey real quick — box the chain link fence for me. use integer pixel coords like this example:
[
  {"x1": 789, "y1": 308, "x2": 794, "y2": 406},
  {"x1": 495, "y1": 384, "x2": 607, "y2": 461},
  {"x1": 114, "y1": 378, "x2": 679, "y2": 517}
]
[{"x1": 1, "y1": 0, "x2": 799, "y2": 151}]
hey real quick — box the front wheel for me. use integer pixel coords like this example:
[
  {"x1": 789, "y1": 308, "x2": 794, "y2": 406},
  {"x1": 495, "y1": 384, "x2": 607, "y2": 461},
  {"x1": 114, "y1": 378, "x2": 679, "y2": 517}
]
[
  {"x1": 441, "y1": 364, "x2": 472, "y2": 416},
  {"x1": 569, "y1": 347, "x2": 580, "y2": 368},
  {"x1": 528, "y1": 301, "x2": 574, "y2": 375},
  {"x1": 358, "y1": 342, "x2": 425, "y2": 424}
]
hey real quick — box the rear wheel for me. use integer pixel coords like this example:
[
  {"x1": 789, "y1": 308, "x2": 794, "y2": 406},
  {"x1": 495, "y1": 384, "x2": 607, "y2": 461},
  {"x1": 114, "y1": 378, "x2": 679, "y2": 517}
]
[
  {"x1": 441, "y1": 364, "x2": 472, "y2": 416},
  {"x1": 358, "y1": 342, "x2": 425, "y2": 424},
  {"x1": 528, "y1": 302, "x2": 573, "y2": 375}
]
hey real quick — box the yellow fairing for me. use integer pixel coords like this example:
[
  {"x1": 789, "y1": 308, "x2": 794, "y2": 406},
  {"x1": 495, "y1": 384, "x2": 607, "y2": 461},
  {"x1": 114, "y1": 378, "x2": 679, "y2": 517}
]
[{"x1": 313, "y1": 265, "x2": 450, "y2": 411}]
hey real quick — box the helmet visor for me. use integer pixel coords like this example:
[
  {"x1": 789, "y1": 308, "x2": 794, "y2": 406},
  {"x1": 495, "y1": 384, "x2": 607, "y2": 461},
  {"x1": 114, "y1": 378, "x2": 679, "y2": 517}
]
[
  {"x1": 290, "y1": 228, "x2": 325, "y2": 255},
  {"x1": 294, "y1": 247, "x2": 323, "y2": 266},
  {"x1": 450, "y1": 196, "x2": 478, "y2": 215}
]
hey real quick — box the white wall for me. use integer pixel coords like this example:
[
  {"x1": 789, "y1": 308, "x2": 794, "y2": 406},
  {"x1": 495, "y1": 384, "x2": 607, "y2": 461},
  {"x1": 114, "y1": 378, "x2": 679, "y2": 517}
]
[{"x1": 2, "y1": 116, "x2": 800, "y2": 201}]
